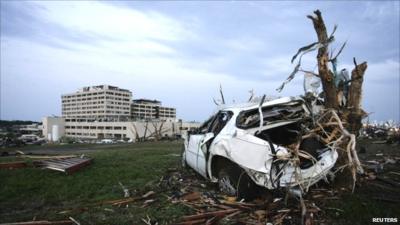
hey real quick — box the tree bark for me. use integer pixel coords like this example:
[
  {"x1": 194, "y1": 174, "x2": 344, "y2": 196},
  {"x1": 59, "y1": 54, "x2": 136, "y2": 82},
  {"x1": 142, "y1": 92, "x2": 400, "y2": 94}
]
[
  {"x1": 345, "y1": 61, "x2": 368, "y2": 134},
  {"x1": 307, "y1": 10, "x2": 339, "y2": 109}
]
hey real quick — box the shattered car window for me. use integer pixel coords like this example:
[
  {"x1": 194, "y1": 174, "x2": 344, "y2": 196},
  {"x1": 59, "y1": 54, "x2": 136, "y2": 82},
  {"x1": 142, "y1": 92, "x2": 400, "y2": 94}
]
[
  {"x1": 208, "y1": 111, "x2": 233, "y2": 135},
  {"x1": 195, "y1": 116, "x2": 215, "y2": 134},
  {"x1": 236, "y1": 101, "x2": 306, "y2": 129}
]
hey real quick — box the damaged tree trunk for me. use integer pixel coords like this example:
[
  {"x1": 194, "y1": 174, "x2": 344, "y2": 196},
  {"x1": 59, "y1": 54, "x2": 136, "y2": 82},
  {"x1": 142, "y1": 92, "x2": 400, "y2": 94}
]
[
  {"x1": 308, "y1": 10, "x2": 367, "y2": 135},
  {"x1": 307, "y1": 10, "x2": 339, "y2": 110},
  {"x1": 306, "y1": 10, "x2": 368, "y2": 190},
  {"x1": 345, "y1": 60, "x2": 368, "y2": 134}
]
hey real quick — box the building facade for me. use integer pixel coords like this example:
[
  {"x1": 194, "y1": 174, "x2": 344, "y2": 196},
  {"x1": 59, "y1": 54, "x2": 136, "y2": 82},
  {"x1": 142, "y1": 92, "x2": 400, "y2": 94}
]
[
  {"x1": 42, "y1": 117, "x2": 65, "y2": 142},
  {"x1": 43, "y1": 85, "x2": 198, "y2": 142},
  {"x1": 131, "y1": 99, "x2": 176, "y2": 121},
  {"x1": 43, "y1": 117, "x2": 200, "y2": 141},
  {"x1": 61, "y1": 85, "x2": 132, "y2": 121}
]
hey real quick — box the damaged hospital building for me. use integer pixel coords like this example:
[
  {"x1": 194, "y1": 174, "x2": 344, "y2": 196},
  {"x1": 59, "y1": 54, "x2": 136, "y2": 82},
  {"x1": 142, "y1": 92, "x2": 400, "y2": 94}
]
[{"x1": 42, "y1": 85, "x2": 200, "y2": 142}]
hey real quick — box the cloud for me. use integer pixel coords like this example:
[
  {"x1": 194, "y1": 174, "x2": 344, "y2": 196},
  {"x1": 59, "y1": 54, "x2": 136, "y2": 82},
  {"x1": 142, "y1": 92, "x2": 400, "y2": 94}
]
[
  {"x1": 0, "y1": 1, "x2": 399, "y2": 122},
  {"x1": 338, "y1": 59, "x2": 399, "y2": 83},
  {"x1": 362, "y1": 1, "x2": 400, "y2": 22},
  {"x1": 35, "y1": 1, "x2": 193, "y2": 42}
]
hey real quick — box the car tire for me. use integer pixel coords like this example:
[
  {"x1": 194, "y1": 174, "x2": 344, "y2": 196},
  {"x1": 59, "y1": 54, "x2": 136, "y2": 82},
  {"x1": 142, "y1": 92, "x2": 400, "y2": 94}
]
[
  {"x1": 218, "y1": 166, "x2": 238, "y2": 197},
  {"x1": 218, "y1": 164, "x2": 260, "y2": 200}
]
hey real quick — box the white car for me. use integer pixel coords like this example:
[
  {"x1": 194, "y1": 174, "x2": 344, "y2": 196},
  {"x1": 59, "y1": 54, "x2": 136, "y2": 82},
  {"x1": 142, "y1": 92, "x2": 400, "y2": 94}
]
[
  {"x1": 99, "y1": 139, "x2": 114, "y2": 144},
  {"x1": 182, "y1": 96, "x2": 338, "y2": 199}
]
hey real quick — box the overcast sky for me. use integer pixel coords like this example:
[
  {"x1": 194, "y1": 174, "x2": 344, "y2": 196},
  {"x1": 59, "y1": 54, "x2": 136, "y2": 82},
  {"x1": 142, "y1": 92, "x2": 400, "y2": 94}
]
[{"x1": 1, "y1": 1, "x2": 399, "y2": 122}]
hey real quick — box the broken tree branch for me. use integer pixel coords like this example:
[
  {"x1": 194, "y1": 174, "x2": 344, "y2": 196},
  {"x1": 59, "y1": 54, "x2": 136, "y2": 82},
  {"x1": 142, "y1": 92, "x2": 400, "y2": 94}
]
[
  {"x1": 276, "y1": 62, "x2": 301, "y2": 92},
  {"x1": 299, "y1": 69, "x2": 319, "y2": 77},
  {"x1": 307, "y1": 10, "x2": 339, "y2": 109},
  {"x1": 219, "y1": 84, "x2": 225, "y2": 105},
  {"x1": 329, "y1": 41, "x2": 347, "y2": 62}
]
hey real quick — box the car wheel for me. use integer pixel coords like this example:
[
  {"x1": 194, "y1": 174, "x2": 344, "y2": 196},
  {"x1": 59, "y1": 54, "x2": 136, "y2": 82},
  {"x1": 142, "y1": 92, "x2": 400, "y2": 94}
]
[
  {"x1": 218, "y1": 167, "x2": 238, "y2": 196},
  {"x1": 218, "y1": 164, "x2": 260, "y2": 200}
]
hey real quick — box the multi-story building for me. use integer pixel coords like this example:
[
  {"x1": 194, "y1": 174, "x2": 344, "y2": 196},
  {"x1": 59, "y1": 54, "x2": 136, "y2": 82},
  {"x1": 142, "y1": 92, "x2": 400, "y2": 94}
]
[
  {"x1": 43, "y1": 85, "x2": 197, "y2": 142},
  {"x1": 61, "y1": 85, "x2": 132, "y2": 121},
  {"x1": 131, "y1": 99, "x2": 176, "y2": 121}
]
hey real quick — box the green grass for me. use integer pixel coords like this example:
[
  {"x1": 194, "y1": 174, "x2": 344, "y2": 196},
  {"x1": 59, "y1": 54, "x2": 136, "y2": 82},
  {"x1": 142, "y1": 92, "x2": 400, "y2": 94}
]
[
  {"x1": 1, "y1": 140, "x2": 399, "y2": 225},
  {"x1": 324, "y1": 192, "x2": 400, "y2": 225},
  {"x1": 0, "y1": 141, "x2": 190, "y2": 225},
  {"x1": 0, "y1": 143, "x2": 94, "y2": 152}
]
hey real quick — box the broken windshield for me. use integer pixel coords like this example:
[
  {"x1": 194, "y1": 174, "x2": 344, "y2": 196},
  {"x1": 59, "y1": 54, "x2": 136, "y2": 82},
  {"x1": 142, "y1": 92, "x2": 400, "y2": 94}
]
[{"x1": 236, "y1": 101, "x2": 306, "y2": 129}]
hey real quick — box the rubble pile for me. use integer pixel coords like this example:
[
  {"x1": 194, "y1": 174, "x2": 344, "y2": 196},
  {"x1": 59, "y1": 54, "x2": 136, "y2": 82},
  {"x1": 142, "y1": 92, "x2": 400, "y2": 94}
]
[
  {"x1": 159, "y1": 159, "x2": 399, "y2": 225},
  {"x1": 156, "y1": 167, "x2": 341, "y2": 225},
  {"x1": 361, "y1": 121, "x2": 400, "y2": 144}
]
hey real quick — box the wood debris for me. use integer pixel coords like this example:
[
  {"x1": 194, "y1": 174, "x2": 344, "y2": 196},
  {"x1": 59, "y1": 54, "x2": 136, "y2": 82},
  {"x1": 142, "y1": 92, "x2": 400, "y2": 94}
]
[
  {"x1": 33, "y1": 157, "x2": 92, "y2": 174},
  {"x1": 0, "y1": 220, "x2": 74, "y2": 225},
  {"x1": 0, "y1": 161, "x2": 27, "y2": 169}
]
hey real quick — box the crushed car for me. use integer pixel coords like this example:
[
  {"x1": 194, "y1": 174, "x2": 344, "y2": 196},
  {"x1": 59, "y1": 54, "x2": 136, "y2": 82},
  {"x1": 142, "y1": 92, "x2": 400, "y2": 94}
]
[{"x1": 182, "y1": 96, "x2": 340, "y2": 199}]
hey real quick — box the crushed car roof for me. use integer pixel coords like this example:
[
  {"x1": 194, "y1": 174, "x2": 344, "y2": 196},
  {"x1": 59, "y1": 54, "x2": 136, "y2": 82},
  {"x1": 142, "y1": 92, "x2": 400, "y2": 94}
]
[{"x1": 216, "y1": 96, "x2": 303, "y2": 112}]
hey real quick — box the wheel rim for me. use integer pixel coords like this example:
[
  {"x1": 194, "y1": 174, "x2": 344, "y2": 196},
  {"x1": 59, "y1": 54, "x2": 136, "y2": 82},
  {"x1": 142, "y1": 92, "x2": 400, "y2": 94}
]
[{"x1": 219, "y1": 176, "x2": 236, "y2": 196}]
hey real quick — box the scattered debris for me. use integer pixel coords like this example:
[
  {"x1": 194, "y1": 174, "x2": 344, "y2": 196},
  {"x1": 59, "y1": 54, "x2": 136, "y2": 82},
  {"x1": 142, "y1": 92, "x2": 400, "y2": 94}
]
[
  {"x1": 177, "y1": 209, "x2": 238, "y2": 224},
  {"x1": 68, "y1": 217, "x2": 80, "y2": 225},
  {"x1": 119, "y1": 181, "x2": 130, "y2": 198},
  {"x1": 142, "y1": 191, "x2": 156, "y2": 198},
  {"x1": 181, "y1": 192, "x2": 201, "y2": 202},
  {"x1": 156, "y1": 168, "x2": 338, "y2": 225},
  {"x1": 361, "y1": 121, "x2": 400, "y2": 144},
  {"x1": 141, "y1": 215, "x2": 158, "y2": 225},
  {"x1": 33, "y1": 157, "x2": 92, "y2": 174},
  {"x1": 0, "y1": 220, "x2": 74, "y2": 225},
  {"x1": 0, "y1": 161, "x2": 27, "y2": 169},
  {"x1": 16, "y1": 150, "x2": 77, "y2": 159}
]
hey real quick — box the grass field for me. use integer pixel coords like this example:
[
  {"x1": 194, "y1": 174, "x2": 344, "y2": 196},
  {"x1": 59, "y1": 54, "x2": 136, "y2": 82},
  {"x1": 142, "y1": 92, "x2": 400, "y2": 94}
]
[
  {"x1": 0, "y1": 141, "x2": 190, "y2": 224},
  {"x1": 1, "y1": 140, "x2": 399, "y2": 225}
]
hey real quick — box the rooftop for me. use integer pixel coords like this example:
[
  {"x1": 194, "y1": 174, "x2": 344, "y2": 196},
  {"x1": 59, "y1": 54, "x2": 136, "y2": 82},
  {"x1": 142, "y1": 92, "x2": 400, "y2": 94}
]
[
  {"x1": 62, "y1": 85, "x2": 131, "y2": 96},
  {"x1": 132, "y1": 99, "x2": 162, "y2": 105}
]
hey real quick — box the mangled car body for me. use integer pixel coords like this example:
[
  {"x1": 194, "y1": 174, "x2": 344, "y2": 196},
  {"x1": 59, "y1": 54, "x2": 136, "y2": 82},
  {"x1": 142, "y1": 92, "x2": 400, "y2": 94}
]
[{"x1": 182, "y1": 96, "x2": 340, "y2": 198}]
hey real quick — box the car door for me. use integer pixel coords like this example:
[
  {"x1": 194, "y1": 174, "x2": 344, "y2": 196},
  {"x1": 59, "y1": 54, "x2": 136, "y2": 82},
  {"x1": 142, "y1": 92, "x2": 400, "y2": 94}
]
[
  {"x1": 196, "y1": 132, "x2": 215, "y2": 177},
  {"x1": 196, "y1": 111, "x2": 233, "y2": 177},
  {"x1": 185, "y1": 116, "x2": 215, "y2": 173}
]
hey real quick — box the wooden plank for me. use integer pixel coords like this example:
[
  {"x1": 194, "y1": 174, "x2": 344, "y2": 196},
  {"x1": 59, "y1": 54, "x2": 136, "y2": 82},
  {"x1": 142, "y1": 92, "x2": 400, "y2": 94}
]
[
  {"x1": 45, "y1": 159, "x2": 83, "y2": 165},
  {"x1": 33, "y1": 157, "x2": 92, "y2": 174},
  {"x1": 174, "y1": 219, "x2": 207, "y2": 225},
  {"x1": 19, "y1": 155, "x2": 77, "y2": 159},
  {"x1": 0, "y1": 161, "x2": 27, "y2": 169},
  {"x1": 182, "y1": 209, "x2": 238, "y2": 221},
  {"x1": 44, "y1": 166, "x2": 66, "y2": 172},
  {"x1": 65, "y1": 159, "x2": 92, "y2": 174},
  {"x1": 36, "y1": 162, "x2": 69, "y2": 169},
  {"x1": 0, "y1": 220, "x2": 73, "y2": 225}
]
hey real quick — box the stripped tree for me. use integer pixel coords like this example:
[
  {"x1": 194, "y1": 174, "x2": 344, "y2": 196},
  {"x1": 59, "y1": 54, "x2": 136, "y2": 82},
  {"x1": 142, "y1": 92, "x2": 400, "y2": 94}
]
[
  {"x1": 307, "y1": 10, "x2": 368, "y2": 134},
  {"x1": 278, "y1": 10, "x2": 367, "y2": 191},
  {"x1": 278, "y1": 10, "x2": 368, "y2": 135}
]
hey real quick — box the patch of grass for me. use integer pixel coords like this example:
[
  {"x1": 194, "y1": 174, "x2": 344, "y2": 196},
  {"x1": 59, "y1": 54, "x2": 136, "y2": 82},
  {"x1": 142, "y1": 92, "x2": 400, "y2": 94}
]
[
  {"x1": 0, "y1": 141, "x2": 189, "y2": 224},
  {"x1": 325, "y1": 192, "x2": 400, "y2": 225},
  {"x1": 0, "y1": 143, "x2": 94, "y2": 152}
]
